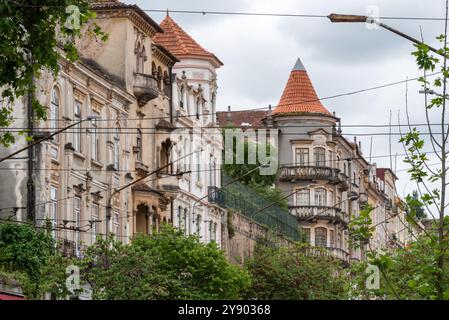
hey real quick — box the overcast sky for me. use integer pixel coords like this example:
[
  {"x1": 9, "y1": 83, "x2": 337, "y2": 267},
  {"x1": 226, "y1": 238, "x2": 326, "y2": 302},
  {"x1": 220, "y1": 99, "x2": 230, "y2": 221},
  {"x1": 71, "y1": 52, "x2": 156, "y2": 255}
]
[{"x1": 126, "y1": 0, "x2": 447, "y2": 207}]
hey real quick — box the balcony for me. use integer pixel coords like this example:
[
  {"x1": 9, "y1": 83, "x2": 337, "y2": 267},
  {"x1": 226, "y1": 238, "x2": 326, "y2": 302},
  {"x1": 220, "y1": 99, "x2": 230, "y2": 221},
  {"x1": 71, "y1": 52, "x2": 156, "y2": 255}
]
[
  {"x1": 338, "y1": 173, "x2": 349, "y2": 191},
  {"x1": 133, "y1": 73, "x2": 158, "y2": 106},
  {"x1": 302, "y1": 246, "x2": 351, "y2": 265},
  {"x1": 208, "y1": 186, "x2": 225, "y2": 207},
  {"x1": 156, "y1": 173, "x2": 179, "y2": 195},
  {"x1": 279, "y1": 165, "x2": 340, "y2": 182},
  {"x1": 289, "y1": 205, "x2": 348, "y2": 224}
]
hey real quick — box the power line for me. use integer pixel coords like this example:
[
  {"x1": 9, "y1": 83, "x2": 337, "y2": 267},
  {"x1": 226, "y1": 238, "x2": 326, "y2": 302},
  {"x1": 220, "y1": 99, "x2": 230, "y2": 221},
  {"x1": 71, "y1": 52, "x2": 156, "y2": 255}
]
[{"x1": 4, "y1": 3, "x2": 449, "y2": 22}]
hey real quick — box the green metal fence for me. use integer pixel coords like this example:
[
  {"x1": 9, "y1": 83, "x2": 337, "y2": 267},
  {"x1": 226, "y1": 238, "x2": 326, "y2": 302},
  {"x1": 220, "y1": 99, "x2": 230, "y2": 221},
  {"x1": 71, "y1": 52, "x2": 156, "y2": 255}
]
[{"x1": 222, "y1": 174, "x2": 301, "y2": 241}]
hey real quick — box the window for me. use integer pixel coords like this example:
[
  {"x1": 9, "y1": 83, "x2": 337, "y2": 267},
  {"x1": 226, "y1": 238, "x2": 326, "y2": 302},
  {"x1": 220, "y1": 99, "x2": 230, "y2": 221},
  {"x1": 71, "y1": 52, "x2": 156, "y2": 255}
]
[
  {"x1": 50, "y1": 146, "x2": 58, "y2": 160},
  {"x1": 315, "y1": 227, "x2": 327, "y2": 247},
  {"x1": 296, "y1": 189, "x2": 310, "y2": 206},
  {"x1": 91, "y1": 204, "x2": 99, "y2": 244},
  {"x1": 113, "y1": 211, "x2": 119, "y2": 240},
  {"x1": 208, "y1": 221, "x2": 213, "y2": 241},
  {"x1": 179, "y1": 85, "x2": 185, "y2": 108},
  {"x1": 209, "y1": 156, "x2": 216, "y2": 187},
  {"x1": 183, "y1": 208, "x2": 189, "y2": 235},
  {"x1": 330, "y1": 229, "x2": 335, "y2": 247},
  {"x1": 114, "y1": 125, "x2": 120, "y2": 170},
  {"x1": 74, "y1": 197, "x2": 81, "y2": 255},
  {"x1": 74, "y1": 100, "x2": 82, "y2": 152},
  {"x1": 177, "y1": 206, "x2": 183, "y2": 229},
  {"x1": 91, "y1": 117, "x2": 99, "y2": 161},
  {"x1": 328, "y1": 150, "x2": 333, "y2": 167},
  {"x1": 136, "y1": 129, "x2": 142, "y2": 161},
  {"x1": 157, "y1": 66, "x2": 162, "y2": 90},
  {"x1": 50, "y1": 87, "x2": 59, "y2": 141},
  {"x1": 212, "y1": 222, "x2": 217, "y2": 242},
  {"x1": 195, "y1": 214, "x2": 201, "y2": 235},
  {"x1": 301, "y1": 228, "x2": 311, "y2": 243},
  {"x1": 295, "y1": 148, "x2": 309, "y2": 166},
  {"x1": 195, "y1": 97, "x2": 201, "y2": 120},
  {"x1": 314, "y1": 147, "x2": 326, "y2": 167},
  {"x1": 196, "y1": 148, "x2": 201, "y2": 183},
  {"x1": 183, "y1": 139, "x2": 189, "y2": 172},
  {"x1": 49, "y1": 186, "x2": 58, "y2": 239},
  {"x1": 314, "y1": 188, "x2": 327, "y2": 206}
]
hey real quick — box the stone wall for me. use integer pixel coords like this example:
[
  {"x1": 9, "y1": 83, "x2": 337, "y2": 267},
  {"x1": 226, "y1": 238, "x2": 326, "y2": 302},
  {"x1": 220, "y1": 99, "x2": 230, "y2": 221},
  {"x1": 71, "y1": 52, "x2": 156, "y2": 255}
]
[{"x1": 221, "y1": 209, "x2": 294, "y2": 266}]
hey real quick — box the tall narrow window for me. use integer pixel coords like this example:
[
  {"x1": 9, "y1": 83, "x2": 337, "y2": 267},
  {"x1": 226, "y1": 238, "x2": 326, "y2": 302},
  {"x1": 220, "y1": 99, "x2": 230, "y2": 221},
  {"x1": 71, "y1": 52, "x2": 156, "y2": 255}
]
[
  {"x1": 329, "y1": 229, "x2": 335, "y2": 247},
  {"x1": 179, "y1": 85, "x2": 185, "y2": 108},
  {"x1": 183, "y1": 208, "x2": 189, "y2": 235},
  {"x1": 113, "y1": 210, "x2": 119, "y2": 240},
  {"x1": 184, "y1": 139, "x2": 189, "y2": 172},
  {"x1": 314, "y1": 188, "x2": 327, "y2": 206},
  {"x1": 196, "y1": 214, "x2": 201, "y2": 235},
  {"x1": 296, "y1": 189, "x2": 310, "y2": 206},
  {"x1": 74, "y1": 197, "x2": 81, "y2": 256},
  {"x1": 91, "y1": 117, "x2": 99, "y2": 161},
  {"x1": 315, "y1": 227, "x2": 327, "y2": 247},
  {"x1": 314, "y1": 147, "x2": 326, "y2": 167},
  {"x1": 196, "y1": 148, "x2": 201, "y2": 183},
  {"x1": 50, "y1": 186, "x2": 58, "y2": 239},
  {"x1": 136, "y1": 129, "x2": 142, "y2": 161},
  {"x1": 50, "y1": 87, "x2": 59, "y2": 141},
  {"x1": 177, "y1": 206, "x2": 183, "y2": 229},
  {"x1": 209, "y1": 155, "x2": 216, "y2": 187},
  {"x1": 295, "y1": 148, "x2": 309, "y2": 166},
  {"x1": 114, "y1": 125, "x2": 120, "y2": 170},
  {"x1": 195, "y1": 97, "x2": 200, "y2": 120},
  {"x1": 74, "y1": 100, "x2": 82, "y2": 152},
  {"x1": 213, "y1": 223, "x2": 217, "y2": 242},
  {"x1": 328, "y1": 150, "x2": 333, "y2": 167},
  {"x1": 91, "y1": 204, "x2": 99, "y2": 245}
]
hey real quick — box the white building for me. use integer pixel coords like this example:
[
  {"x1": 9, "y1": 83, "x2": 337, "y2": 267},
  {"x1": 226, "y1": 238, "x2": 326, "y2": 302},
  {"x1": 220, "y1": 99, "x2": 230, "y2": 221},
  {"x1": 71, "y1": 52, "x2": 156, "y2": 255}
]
[{"x1": 154, "y1": 14, "x2": 225, "y2": 246}]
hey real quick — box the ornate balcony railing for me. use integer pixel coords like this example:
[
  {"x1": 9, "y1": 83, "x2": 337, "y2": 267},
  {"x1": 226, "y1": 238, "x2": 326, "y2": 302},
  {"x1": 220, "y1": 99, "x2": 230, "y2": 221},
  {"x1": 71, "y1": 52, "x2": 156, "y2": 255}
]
[
  {"x1": 289, "y1": 205, "x2": 349, "y2": 224},
  {"x1": 208, "y1": 186, "x2": 225, "y2": 207},
  {"x1": 279, "y1": 165, "x2": 340, "y2": 182},
  {"x1": 133, "y1": 73, "x2": 158, "y2": 106},
  {"x1": 302, "y1": 245, "x2": 351, "y2": 265}
]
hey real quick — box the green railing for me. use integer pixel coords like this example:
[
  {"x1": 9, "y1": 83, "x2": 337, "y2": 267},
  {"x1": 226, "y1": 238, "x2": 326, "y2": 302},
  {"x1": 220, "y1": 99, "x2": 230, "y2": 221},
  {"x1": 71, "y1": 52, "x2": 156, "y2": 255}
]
[{"x1": 222, "y1": 174, "x2": 301, "y2": 241}]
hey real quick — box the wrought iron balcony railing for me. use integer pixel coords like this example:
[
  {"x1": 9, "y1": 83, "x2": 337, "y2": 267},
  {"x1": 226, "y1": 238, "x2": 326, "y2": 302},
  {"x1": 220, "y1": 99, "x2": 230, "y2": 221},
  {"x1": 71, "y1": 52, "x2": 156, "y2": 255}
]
[
  {"x1": 279, "y1": 165, "x2": 339, "y2": 182},
  {"x1": 208, "y1": 186, "x2": 225, "y2": 207},
  {"x1": 289, "y1": 205, "x2": 349, "y2": 224},
  {"x1": 302, "y1": 245, "x2": 351, "y2": 265}
]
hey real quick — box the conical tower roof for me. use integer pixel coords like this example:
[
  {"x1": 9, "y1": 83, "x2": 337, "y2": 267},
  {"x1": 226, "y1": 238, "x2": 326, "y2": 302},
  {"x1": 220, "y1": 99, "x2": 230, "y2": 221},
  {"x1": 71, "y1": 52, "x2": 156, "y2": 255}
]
[
  {"x1": 273, "y1": 58, "x2": 331, "y2": 115},
  {"x1": 154, "y1": 14, "x2": 223, "y2": 68}
]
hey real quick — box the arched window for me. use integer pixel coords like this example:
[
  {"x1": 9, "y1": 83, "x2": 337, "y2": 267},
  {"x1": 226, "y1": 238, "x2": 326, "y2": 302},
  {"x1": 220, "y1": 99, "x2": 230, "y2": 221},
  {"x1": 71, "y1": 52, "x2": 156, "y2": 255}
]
[
  {"x1": 140, "y1": 46, "x2": 146, "y2": 73},
  {"x1": 50, "y1": 87, "x2": 59, "y2": 137},
  {"x1": 114, "y1": 125, "x2": 120, "y2": 170},
  {"x1": 313, "y1": 147, "x2": 326, "y2": 166},
  {"x1": 136, "y1": 129, "x2": 142, "y2": 161},
  {"x1": 195, "y1": 97, "x2": 201, "y2": 120},
  {"x1": 195, "y1": 214, "x2": 201, "y2": 235},
  {"x1": 151, "y1": 62, "x2": 156, "y2": 77},
  {"x1": 314, "y1": 188, "x2": 327, "y2": 207},
  {"x1": 179, "y1": 85, "x2": 185, "y2": 108},
  {"x1": 135, "y1": 42, "x2": 141, "y2": 72},
  {"x1": 315, "y1": 227, "x2": 327, "y2": 247},
  {"x1": 157, "y1": 66, "x2": 162, "y2": 90}
]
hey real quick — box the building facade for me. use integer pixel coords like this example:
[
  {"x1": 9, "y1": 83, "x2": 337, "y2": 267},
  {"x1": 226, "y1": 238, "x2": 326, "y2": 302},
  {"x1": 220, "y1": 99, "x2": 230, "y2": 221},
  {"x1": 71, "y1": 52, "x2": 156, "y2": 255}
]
[
  {"x1": 154, "y1": 15, "x2": 226, "y2": 246},
  {"x1": 0, "y1": 0, "x2": 226, "y2": 255},
  {"x1": 218, "y1": 58, "x2": 416, "y2": 263}
]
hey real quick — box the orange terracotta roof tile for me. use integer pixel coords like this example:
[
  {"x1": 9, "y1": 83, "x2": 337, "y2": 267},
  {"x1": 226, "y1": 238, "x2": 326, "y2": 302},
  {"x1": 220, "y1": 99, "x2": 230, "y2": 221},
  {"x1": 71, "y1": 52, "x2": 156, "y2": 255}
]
[
  {"x1": 154, "y1": 15, "x2": 223, "y2": 67},
  {"x1": 273, "y1": 58, "x2": 331, "y2": 116}
]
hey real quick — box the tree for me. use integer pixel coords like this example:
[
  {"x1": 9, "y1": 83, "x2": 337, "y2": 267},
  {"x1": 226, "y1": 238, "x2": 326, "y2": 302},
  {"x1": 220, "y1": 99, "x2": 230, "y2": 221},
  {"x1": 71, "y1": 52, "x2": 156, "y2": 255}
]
[
  {"x1": 348, "y1": 3, "x2": 449, "y2": 299},
  {"x1": 0, "y1": 0, "x2": 106, "y2": 146},
  {"x1": 222, "y1": 133, "x2": 287, "y2": 208},
  {"x1": 243, "y1": 243, "x2": 349, "y2": 300},
  {"x1": 350, "y1": 233, "x2": 449, "y2": 299},
  {"x1": 0, "y1": 222, "x2": 68, "y2": 299},
  {"x1": 79, "y1": 226, "x2": 250, "y2": 300},
  {"x1": 408, "y1": 190, "x2": 427, "y2": 220}
]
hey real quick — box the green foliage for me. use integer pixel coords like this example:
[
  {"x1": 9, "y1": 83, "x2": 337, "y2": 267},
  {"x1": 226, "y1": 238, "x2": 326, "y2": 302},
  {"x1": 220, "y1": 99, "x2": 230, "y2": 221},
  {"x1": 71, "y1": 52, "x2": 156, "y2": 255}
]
[
  {"x1": 0, "y1": 0, "x2": 107, "y2": 146},
  {"x1": 243, "y1": 243, "x2": 349, "y2": 300},
  {"x1": 0, "y1": 222, "x2": 69, "y2": 299},
  {"x1": 222, "y1": 135, "x2": 287, "y2": 208},
  {"x1": 405, "y1": 190, "x2": 428, "y2": 221},
  {"x1": 348, "y1": 204, "x2": 375, "y2": 249},
  {"x1": 79, "y1": 225, "x2": 250, "y2": 300},
  {"x1": 351, "y1": 235, "x2": 449, "y2": 300}
]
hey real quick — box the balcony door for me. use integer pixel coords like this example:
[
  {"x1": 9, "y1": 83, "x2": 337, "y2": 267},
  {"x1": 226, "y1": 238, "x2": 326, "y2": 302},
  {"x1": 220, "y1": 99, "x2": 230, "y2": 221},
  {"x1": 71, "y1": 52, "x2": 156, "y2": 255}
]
[
  {"x1": 314, "y1": 188, "x2": 327, "y2": 207},
  {"x1": 296, "y1": 188, "x2": 310, "y2": 206},
  {"x1": 295, "y1": 148, "x2": 309, "y2": 166},
  {"x1": 314, "y1": 147, "x2": 326, "y2": 167}
]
